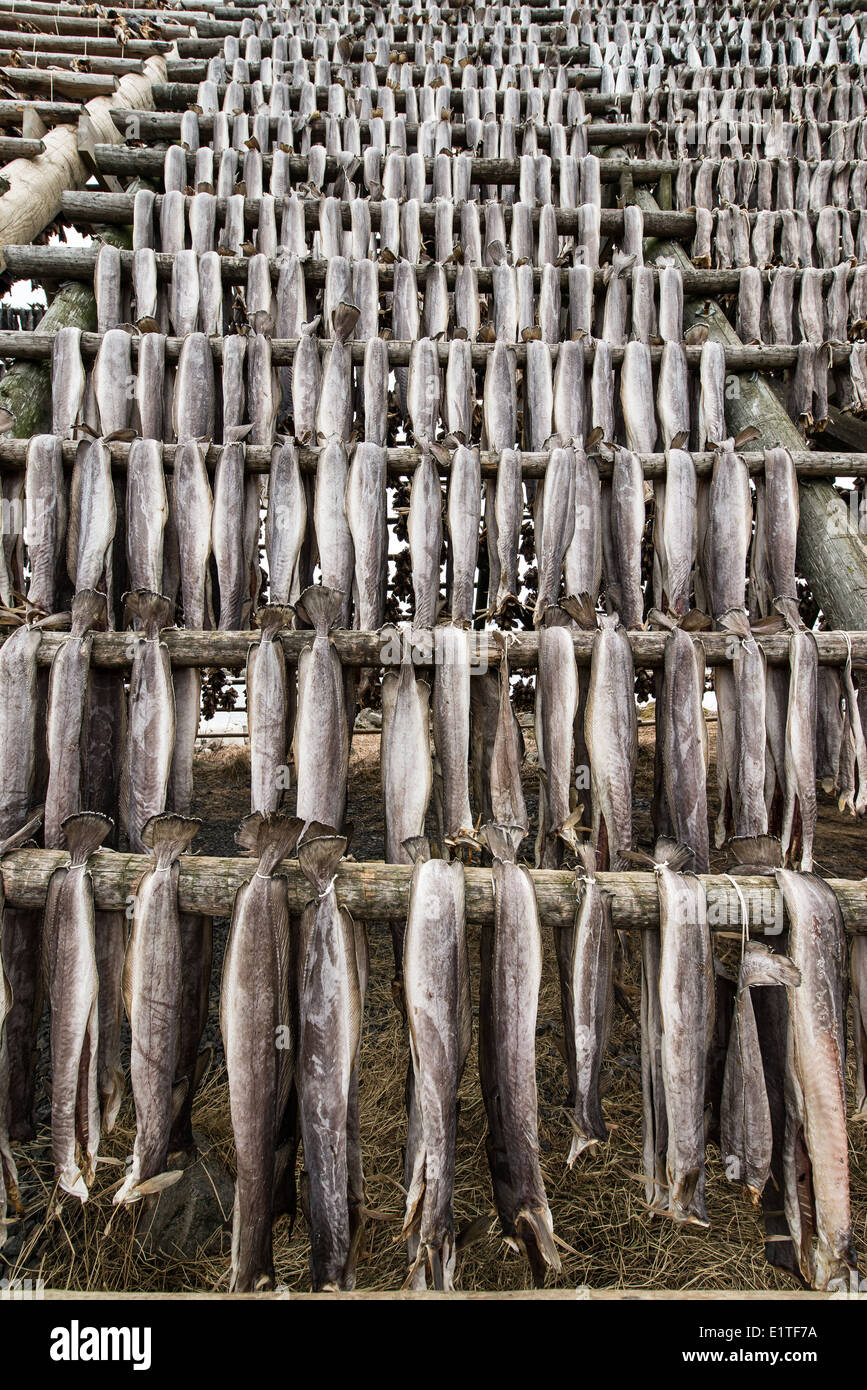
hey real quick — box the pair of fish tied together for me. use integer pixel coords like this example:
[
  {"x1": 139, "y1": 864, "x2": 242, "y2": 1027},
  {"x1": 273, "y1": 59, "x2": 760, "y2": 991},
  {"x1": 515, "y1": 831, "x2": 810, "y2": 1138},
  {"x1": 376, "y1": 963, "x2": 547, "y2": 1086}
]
[{"x1": 0, "y1": 0, "x2": 865, "y2": 1298}]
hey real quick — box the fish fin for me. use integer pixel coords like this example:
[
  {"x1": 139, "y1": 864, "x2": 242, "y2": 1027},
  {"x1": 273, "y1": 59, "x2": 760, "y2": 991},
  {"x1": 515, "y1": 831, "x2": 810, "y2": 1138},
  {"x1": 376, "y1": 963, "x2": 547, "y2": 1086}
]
[
  {"x1": 680, "y1": 609, "x2": 712, "y2": 631},
  {"x1": 515, "y1": 1207, "x2": 561, "y2": 1273},
  {"x1": 618, "y1": 847, "x2": 657, "y2": 870},
  {"x1": 256, "y1": 813, "x2": 305, "y2": 875},
  {"x1": 140, "y1": 813, "x2": 201, "y2": 864},
  {"x1": 332, "y1": 301, "x2": 361, "y2": 343},
  {"x1": 650, "y1": 839, "x2": 694, "y2": 872},
  {"x1": 670, "y1": 430, "x2": 689, "y2": 449},
  {"x1": 727, "y1": 834, "x2": 783, "y2": 869},
  {"x1": 0, "y1": 807, "x2": 44, "y2": 856},
  {"x1": 740, "y1": 941, "x2": 801, "y2": 990},
  {"x1": 480, "y1": 822, "x2": 525, "y2": 861},
  {"x1": 235, "y1": 812, "x2": 264, "y2": 854},
  {"x1": 135, "y1": 1170, "x2": 186, "y2": 1200},
  {"x1": 254, "y1": 603, "x2": 295, "y2": 635},
  {"x1": 295, "y1": 584, "x2": 343, "y2": 633},
  {"x1": 559, "y1": 592, "x2": 598, "y2": 630},
  {"x1": 401, "y1": 835, "x2": 431, "y2": 864},
  {"x1": 170, "y1": 1078, "x2": 189, "y2": 1124},
  {"x1": 558, "y1": 807, "x2": 590, "y2": 856},
  {"x1": 62, "y1": 811, "x2": 113, "y2": 864},
  {"x1": 297, "y1": 833, "x2": 345, "y2": 894}
]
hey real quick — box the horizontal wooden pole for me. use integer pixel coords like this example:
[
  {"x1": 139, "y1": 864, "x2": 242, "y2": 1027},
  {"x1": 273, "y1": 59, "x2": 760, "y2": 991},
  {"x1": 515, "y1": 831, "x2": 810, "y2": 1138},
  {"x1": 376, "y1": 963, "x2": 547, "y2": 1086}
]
[
  {"x1": 57, "y1": 188, "x2": 699, "y2": 237},
  {"x1": 0, "y1": 327, "x2": 846, "y2": 372},
  {"x1": 92, "y1": 143, "x2": 680, "y2": 182},
  {"x1": 0, "y1": 51, "x2": 145, "y2": 76},
  {"x1": 0, "y1": 67, "x2": 118, "y2": 97},
  {"x1": 0, "y1": 135, "x2": 43, "y2": 160},
  {"x1": 0, "y1": 99, "x2": 83, "y2": 127},
  {"x1": 2, "y1": 849, "x2": 864, "y2": 930},
  {"x1": 0, "y1": 29, "x2": 173, "y2": 54},
  {"x1": 0, "y1": 436, "x2": 860, "y2": 480},
  {"x1": 15, "y1": 628, "x2": 867, "y2": 673},
  {"x1": 0, "y1": 7, "x2": 195, "y2": 37},
  {"x1": 6, "y1": 242, "x2": 859, "y2": 299}
]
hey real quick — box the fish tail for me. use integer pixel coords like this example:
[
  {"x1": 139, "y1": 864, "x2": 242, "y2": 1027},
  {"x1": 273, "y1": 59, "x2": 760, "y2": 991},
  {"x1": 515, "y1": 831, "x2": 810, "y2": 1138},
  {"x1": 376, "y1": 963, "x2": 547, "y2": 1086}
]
[
  {"x1": 113, "y1": 1169, "x2": 184, "y2": 1206},
  {"x1": 740, "y1": 942, "x2": 801, "y2": 990},
  {"x1": 401, "y1": 835, "x2": 431, "y2": 865},
  {"x1": 141, "y1": 812, "x2": 202, "y2": 867},
  {"x1": 480, "y1": 822, "x2": 524, "y2": 862},
  {"x1": 650, "y1": 838, "x2": 693, "y2": 873},
  {"x1": 515, "y1": 1205, "x2": 562, "y2": 1274},
  {"x1": 70, "y1": 588, "x2": 107, "y2": 633},
  {"x1": 124, "y1": 588, "x2": 173, "y2": 638},
  {"x1": 254, "y1": 603, "x2": 295, "y2": 638},
  {"x1": 295, "y1": 584, "x2": 344, "y2": 634},
  {"x1": 62, "y1": 811, "x2": 113, "y2": 865},
  {"x1": 728, "y1": 834, "x2": 783, "y2": 869},
  {"x1": 298, "y1": 831, "x2": 346, "y2": 894},
  {"x1": 332, "y1": 301, "x2": 361, "y2": 343},
  {"x1": 0, "y1": 807, "x2": 44, "y2": 856},
  {"x1": 256, "y1": 812, "x2": 305, "y2": 875}
]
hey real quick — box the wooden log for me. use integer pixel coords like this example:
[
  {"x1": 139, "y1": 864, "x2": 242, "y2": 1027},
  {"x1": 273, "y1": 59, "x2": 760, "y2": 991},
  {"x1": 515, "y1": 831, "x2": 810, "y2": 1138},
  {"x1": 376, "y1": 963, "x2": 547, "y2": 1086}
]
[
  {"x1": 0, "y1": 30, "x2": 173, "y2": 54},
  {"x1": 635, "y1": 186, "x2": 867, "y2": 634},
  {"x1": 6, "y1": 241, "x2": 863, "y2": 300},
  {"x1": 0, "y1": 9, "x2": 192, "y2": 37},
  {"x1": 0, "y1": 435, "x2": 860, "y2": 480},
  {"x1": 0, "y1": 327, "x2": 847, "y2": 373},
  {"x1": 0, "y1": 99, "x2": 82, "y2": 127},
  {"x1": 0, "y1": 53, "x2": 167, "y2": 271},
  {"x1": 0, "y1": 135, "x2": 43, "y2": 159},
  {"x1": 0, "y1": 68, "x2": 119, "y2": 98},
  {"x1": 2, "y1": 848, "x2": 866, "y2": 931},
  {"x1": 0, "y1": 52, "x2": 148, "y2": 77},
  {"x1": 15, "y1": 626, "x2": 867, "y2": 672}
]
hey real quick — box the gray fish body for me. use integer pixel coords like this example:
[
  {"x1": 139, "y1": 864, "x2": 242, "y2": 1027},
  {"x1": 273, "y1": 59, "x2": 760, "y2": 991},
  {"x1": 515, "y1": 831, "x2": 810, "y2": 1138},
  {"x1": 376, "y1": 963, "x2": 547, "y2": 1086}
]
[
  {"x1": 0, "y1": 625, "x2": 41, "y2": 839},
  {"x1": 294, "y1": 586, "x2": 348, "y2": 831},
  {"x1": 447, "y1": 445, "x2": 481, "y2": 626},
  {"x1": 407, "y1": 337, "x2": 441, "y2": 444},
  {"x1": 764, "y1": 448, "x2": 799, "y2": 604},
  {"x1": 585, "y1": 617, "x2": 636, "y2": 867},
  {"x1": 657, "y1": 342, "x2": 690, "y2": 451},
  {"x1": 51, "y1": 327, "x2": 86, "y2": 439},
  {"x1": 657, "y1": 859, "x2": 713, "y2": 1224},
  {"x1": 297, "y1": 834, "x2": 361, "y2": 1291},
  {"x1": 535, "y1": 624, "x2": 578, "y2": 864},
  {"x1": 483, "y1": 342, "x2": 517, "y2": 452},
  {"x1": 444, "y1": 339, "x2": 474, "y2": 444},
  {"x1": 93, "y1": 329, "x2": 132, "y2": 438},
  {"x1": 408, "y1": 447, "x2": 442, "y2": 629},
  {"x1": 221, "y1": 334, "x2": 247, "y2": 439},
  {"x1": 170, "y1": 250, "x2": 200, "y2": 338},
  {"x1": 247, "y1": 333, "x2": 279, "y2": 448},
  {"x1": 552, "y1": 339, "x2": 585, "y2": 446},
  {"x1": 345, "y1": 442, "x2": 387, "y2": 631},
  {"x1": 25, "y1": 435, "x2": 67, "y2": 614},
  {"x1": 247, "y1": 608, "x2": 291, "y2": 815},
  {"x1": 173, "y1": 439, "x2": 213, "y2": 630},
  {"x1": 44, "y1": 591, "x2": 105, "y2": 850},
  {"x1": 362, "y1": 337, "x2": 389, "y2": 447},
  {"x1": 640, "y1": 925, "x2": 668, "y2": 1210},
  {"x1": 776, "y1": 871, "x2": 858, "y2": 1291},
  {"x1": 567, "y1": 856, "x2": 614, "y2": 1161},
  {"x1": 490, "y1": 641, "x2": 527, "y2": 831},
  {"x1": 266, "y1": 440, "x2": 307, "y2": 607},
  {"x1": 433, "y1": 626, "x2": 474, "y2": 842},
  {"x1": 534, "y1": 446, "x2": 576, "y2": 624},
  {"x1": 123, "y1": 593, "x2": 175, "y2": 854},
  {"x1": 620, "y1": 340, "x2": 657, "y2": 455},
  {"x1": 222, "y1": 814, "x2": 299, "y2": 1291},
  {"x1": 707, "y1": 447, "x2": 751, "y2": 619},
  {"x1": 316, "y1": 304, "x2": 358, "y2": 442},
  {"x1": 609, "y1": 447, "x2": 644, "y2": 630},
  {"x1": 660, "y1": 449, "x2": 696, "y2": 618},
  {"x1": 167, "y1": 666, "x2": 200, "y2": 819},
  {"x1": 212, "y1": 441, "x2": 246, "y2": 630},
  {"x1": 314, "y1": 440, "x2": 354, "y2": 628},
  {"x1": 198, "y1": 251, "x2": 223, "y2": 336},
  {"x1": 454, "y1": 264, "x2": 480, "y2": 342},
  {"x1": 565, "y1": 449, "x2": 601, "y2": 604},
  {"x1": 403, "y1": 852, "x2": 470, "y2": 1289},
  {"x1": 722, "y1": 616, "x2": 769, "y2": 840},
  {"x1": 494, "y1": 448, "x2": 522, "y2": 609},
  {"x1": 523, "y1": 340, "x2": 554, "y2": 454},
  {"x1": 590, "y1": 338, "x2": 615, "y2": 445},
  {"x1": 381, "y1": 639, "x2": 432, "y2": 863},
  {"x1": 661, "y1": 629, "x2": 709, "y2": 873},
  {"x1": 136, "y1": 331, "x2": 165, "y2": 442},
  {"x1": 173, "y1": 332, "x2": 216, "y2": 443},
  {"x1": 127, "y1": 440, "x2": 167, "y2": 595},
  {"x1": 698, "y1": 341, "x2": 726, "y2": 450},
  {"x1": 42, "y1": 814, "x2": 112, "y2": 1199},
  {"x1": 68, "y1": 438, "x2": 116, "y2": 595}
]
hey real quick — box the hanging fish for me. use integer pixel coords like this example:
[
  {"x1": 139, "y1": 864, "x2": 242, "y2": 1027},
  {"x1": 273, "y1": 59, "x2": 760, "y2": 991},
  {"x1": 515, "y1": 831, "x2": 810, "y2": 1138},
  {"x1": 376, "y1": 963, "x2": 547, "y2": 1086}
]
[
  {"x1": 345, "y1": 441, "x2": 387, "y2": 631},
  {"x1": 172, "y1": 438, "x2": 213, "y2": 630},
  {"x1": 293, "y1": 586, "x2": 348, "y2": 832},
  {"x1": 585, "y1": 614, "x2": 636, "y2": 869},
  {"x1": 212, "y1": 437, "x2": 246, "y2": 630},
  {"x1": 433, "y1": 625, "x2": 475, "y2": 845},
  {"x1": 121, "y1": 591, "x2": 175, "y2": 854},
  {"x1": 127, "y1": 439, "x2": 167, "y2": 596},
  {"x1": 535, "y1": 618, "x2": 579, "y2": 866},
  {"x1": 314, "y1": 440, "x2": 354, "y2": 629},
  {"x1": 44, "y1": 589, "x2": 106, "y2": 850},
  {"x1": 408, "y1": 442, "x2": 444, "y2": 629},
  {"x1": 247, "y1": 605, "x2": 293, "y2": 815},
  {"x1": 489, "y1": 632, "x2": 528, "y2": 832},
  {"x1": 68, "y1": 437, "x2": 116, "y2": 598},
  {"x1": 266, "y1": 439, "x2": 307, "y2": 608},
  {"x1": 24, "y1": 435, "x2": 67, "y2": 615},
  {"x1": 447, "y1": 443, "x2": 481, "y2": 626}
]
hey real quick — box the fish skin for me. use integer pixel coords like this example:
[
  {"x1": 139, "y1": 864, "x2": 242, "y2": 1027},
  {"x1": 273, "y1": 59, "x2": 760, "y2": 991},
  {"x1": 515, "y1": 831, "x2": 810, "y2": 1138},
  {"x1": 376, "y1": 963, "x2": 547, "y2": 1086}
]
[
  {"x1": 657, "y1": 342, "x2": 690, "y2": 452},
  {"x1": 534, "y1": 446, "x2": 576, "y2": 625},
  {"x1": 489, "y1": 634, "x2": 528, "y2": 832},
  {"x1": 296, "y1": 832, "x2": 362, "y2": 1291},
  {"x1": 713, "y1": 664, "x2": 739, "y2": 849},
  {"x1": 132, "y1": 248, "x2": 158, "y2": 325},
  {"x1": 483, "y1": 341, "x2": 518, "y2": 452},
  {"x1": 247, "y1": 253, "x2": 275, "y2": 336},
  {"x1": 362, "y1": 337, "x2": 389, "y2": 448},
  {"x1": 523, "y1": 340, "x2": 554, "y2": 454},
  {"x1": 170, "y1": 250, "x2": 200, "y2": 338},
  {"x1": 494, "y1": 448, "x2": 523, "y2": 611},
  {"x1": 173, "y1": 332, "x2": 216, "y2": 444},
  {"x1": 408, "y1": 444, "x2": 443, "y2": 629},
  {"x1": 589, "y1": 338, "x2": 615, "y2": 446},
  {"x1": 608, "y1": 446, "x2": 644, "y2": 631},
  {"x1": 381, "y1": 630, "x2": 432, "y2": 864},
  {"x1": 198, "y1": 251, "x2": 223, "y2": 336},
  {"x1": 552, "y1": 339, "x2": 585, "y2": 447},
  {"x1": 136, "y1": 332, "x2": 165, "y2": 442},
  {"x1": 93, "y1": 328, "x2": 133, "y2": 438},
  {"x1": 444, "y1": 339, "x2": 474, "y2": 445},
  {"x1": 247, "y1": 333, "x2": 279, "y2": 448},
  {"x1": 314, "y1": 440, "x2": 354, "y2": 629},
  {"x1": 454, "y1": 264, "x2": 480, "y2": 342},
  {"x1": 780, "y1": 614, "x2": 818, "y2": 872},
  {"x1": 126, "y1": 439, "x2": 167, "y2": 596},
  {"x1": 706, "y1": 445, "x2": 752, "y2": 620},
  {"x1": 480, "y1": 825, "x2": 560, "y2": 1276},
  {"x1": 169, "y1": 908, "x2": 212, "y2": 1154},
  {"x1": 852, "y1": 935, "x2": 867, "y2": 1117},
  {"x1": 656, "y1": 847, "x2": 714, "y2": 1226},
  {"x1": 392, "y1": 261, "x2": 420, "y2": 415},
  {"x1": 42, "y1": 812, "x2": 112, "y2": 1199},
  {"x1": 433, "y1": 626, "x2": 474, "y2": 843},
  {"x1": 424, "y1": 262, "x2": 449, "y2": 340},
  {"x1": 167, "y1": 667, "x2": 200, "y2": 820},
  {"x1": 293, "y1": 586, "x2": 348, "y2": 832},
  {"x1": 51, "y1": 327, "x2": 86, "y2": 439},
  {"x1": 316, "y1": 303, "x2": 359, "y2": 443},
  {"x1": 266, "y1": 439, "x2": 307, "y2": 608},
  {"x1": 68, "y1": 438, "x2": 116, "y2": 598},
  {"x1": 640, "y1": 924, "x2": 669, "y2": 1211},
  {"x1": 721, "y1": 942, "x2": 800, "y2": 1204},
  {"x1": 211, "y1": 440, "x2": 246, "y2": 630},
  {"x1": 222, "y1": 334, "x2": 247, "y2": 439},
  {"x1": 222, "y1": 813, "x2": 301, "y2": 1291},
  {"x1": 407, "y1": 337, "x2": 442, "y2": 445},
  {"x1": 563, "y1": 839, "x2": 613, "y2": 1162},
  {"x1": 24, "y1": 435, "x2": 67, "y2": 615},
  {"x1": 403, "y1": 844, "x2": 470, "y2": 1290},
  {"x1": 775, "y1": 871, "x2": 860, "y2": 1292},
  {"x1": 721, "y1": 612, "x2": 769, "y2": 841},
  {"x1": 565, "y1": 449, "x2": 601, "y2": 605},
  {"x1": 173, "y1": 439, "x2": 213, "y2": 631},
  {"x1": 121, "y1": 591, "x2": 175, "y2": 854},
  {"x1": 345, "y1": 442, "x2": 387, "y2": 632},
  {"x1": 0, "y1": 911, "x2": 21, "y2": 1241},
  {"x1": 660, "y1": 449, "x2": 696, "y2": 619},
  {"x1": 44, "y1": 589, "x2": 106, "y2": 850},
  {"x1": 697, "y1": 341, "x2": 726, "y2": 450},
  {"x1": 447, "y1": 444, "x2": 481, "y2": 626},
  {"x1": 763, "y1": 449, "x2": 800, "y2": 604},
  {"x1": 94, "y1": 910, "x2": 126, "y2": 1134},
  {"x1": 620, "y1": 340, "x2": 658, "y2": 455},
  {"x1": 492, "y1": 262, "x2": 518, "y2": 342},
  {"x1": 535, "y1": 622, "x2": 579, "y2": 866},
  {"x1": 247, "y1": 606, "x2": 293, "y2": 815},
  {"x1": 1, "y1": 906, "x2": 41, "y2": 1140},
  {"x1": 585, "y1": 615, "x2": 637, "y2": 869},
  {"x1": 661, "y1": 625, "x2": 709, "y2": 874}
]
